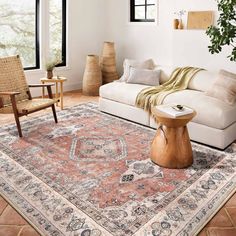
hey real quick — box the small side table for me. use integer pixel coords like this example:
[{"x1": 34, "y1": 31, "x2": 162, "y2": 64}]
[
  {"x1": 151, "y1": 106, "x2": 196, "y2": 169},
  {"x1": 40, "y1": 77, "x2": 67, "y2": 110}
]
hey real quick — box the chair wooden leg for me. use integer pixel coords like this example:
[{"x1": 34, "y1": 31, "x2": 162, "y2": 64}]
[
  {"x1": 51, "y1": 104, "x2": 58, "y2": 123},
  {"x1": 10, "y1": 95, "x2": 23, "y2": 137},
  {"x1": 13, "y1": 113, "x2": 23, "y2": 137}
]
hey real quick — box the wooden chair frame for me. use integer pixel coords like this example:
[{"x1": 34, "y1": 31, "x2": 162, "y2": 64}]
[{"x1": 0, "y1": 83, "x2": 58, "y2": 137}]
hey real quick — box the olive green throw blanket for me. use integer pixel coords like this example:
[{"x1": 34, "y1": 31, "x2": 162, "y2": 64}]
[{"x1": 135, "y1": 66, "x2": 203, "y2": 112}]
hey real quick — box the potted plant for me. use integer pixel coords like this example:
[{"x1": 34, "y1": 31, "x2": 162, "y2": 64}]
[
  {"x1": 45, "y1": 60, "x2": 61, "y2": 79},
  {"x1": 206, "y1": 0, "x2": 236, "y2": 61}
]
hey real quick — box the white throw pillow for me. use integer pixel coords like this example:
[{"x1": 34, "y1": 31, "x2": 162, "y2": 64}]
[
  {"x1": 119, "y1": 58, "x2": 155, "y2": 82},
  {"x1": 126, "y1": 68, "x2": 160, "y2": 86},
  {"x1": 205, "y1": 69, "x2": 236, "y2": 105}
]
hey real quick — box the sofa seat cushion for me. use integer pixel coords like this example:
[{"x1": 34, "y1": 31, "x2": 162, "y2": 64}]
[
  {"x1": 162, "y1": 90, "x2": 236, "y2": 130},
  {"x1": 99, "y1": 81, "x2": 150, "y2": 106}
]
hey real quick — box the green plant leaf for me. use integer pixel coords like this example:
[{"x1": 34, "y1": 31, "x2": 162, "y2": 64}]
[{"x1": 206, "y1": 0, "x2": 236, "y2": 61}]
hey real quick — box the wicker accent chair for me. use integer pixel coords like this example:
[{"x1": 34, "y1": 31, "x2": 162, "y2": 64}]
[{"x1": 0, "y1": 55, "x2": 58, "y2": 137}]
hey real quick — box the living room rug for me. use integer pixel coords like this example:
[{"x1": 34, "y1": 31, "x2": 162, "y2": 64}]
[{"x1": 0, "y1": 103, "x2": 235, "y2": 236}]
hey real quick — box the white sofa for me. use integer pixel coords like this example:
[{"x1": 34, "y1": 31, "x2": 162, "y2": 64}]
[{"x1": 99, "y1": 66, "x2": 236, "y2": 149}]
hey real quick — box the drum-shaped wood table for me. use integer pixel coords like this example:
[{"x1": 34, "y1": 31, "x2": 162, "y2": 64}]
[{"x1": 151, "y1": 106, "x2": 196, "y2": 169}]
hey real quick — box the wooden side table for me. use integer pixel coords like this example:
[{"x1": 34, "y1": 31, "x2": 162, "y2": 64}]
[
  {"x1": 151, "y1": 106, "x2": 196, "y2": 169},
  {"x1": 40, "y1": 77, "x2": 67, "y2": 110}
]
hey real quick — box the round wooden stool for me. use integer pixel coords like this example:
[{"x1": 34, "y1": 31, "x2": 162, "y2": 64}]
[{"x1": 151, "y1": 106, "x2": 196, "y2": 169}]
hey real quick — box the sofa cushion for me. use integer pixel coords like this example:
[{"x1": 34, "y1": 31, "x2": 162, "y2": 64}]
[
  {"x1": 127, "y1": 68, "x2": 160, "y2": 86},
  {"x1": 155, "y1": 65, "x2": 174, "y2": 84},
  {"x1": 205, "y1": 69, "x2": 236, "y2": 105},
  {"x1": 162, "y1": 89, "x2": 236, "y2": 130},
  {"x1": 156, "y1": 66, "x2": 218, "y2": 92},
  {"x1": 188, "y1": 70, "x2": 218, "y2": 92},
  {"x1": 99, "y1": 81, "x2": 150, "y2": 106},
  {"x1": 120, "y1": 59, "x2": 155, "y2": 82},
  {"x1": 100, "y1": 81, "x2": 236, "y2": 130}
]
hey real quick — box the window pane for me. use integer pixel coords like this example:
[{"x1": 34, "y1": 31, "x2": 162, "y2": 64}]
[
  {"x1": 49, "y1": 0, "x2": 64, "y2": 64},
  {"x1": 135, "y1": 6, "x2": 145, "y2": 19},
  {"x1": 147, "y1": 5, "x2": 156, "y2": 19},
  {"x1": 135, "y1": 0, "x2": 145, "y2": 5},
  {"x1": 0, "y1": 0, "x2": 37, "y2": 68}
]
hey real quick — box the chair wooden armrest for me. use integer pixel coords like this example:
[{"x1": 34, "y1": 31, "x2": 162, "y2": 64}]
[
  {"x1": 0, "y1": 91, "x2": 20, "y2": 96},
  {"x1": 29, "y1": 84, "x2": 54, "y2": 100},
  {"x1": 29, "y1": 83, "x2": 54, "y2": 88}
]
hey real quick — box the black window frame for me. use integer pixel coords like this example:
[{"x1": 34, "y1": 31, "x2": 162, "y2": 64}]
[
  {"x1": 25, "y1": 0, "x2": 67, "y2": 70},
  {"x1": 24, "y1": 0, "x2": 40, "y2": 70},
  {"x1": 130, "y1": 0, "x2": 155, "y2": 22},
  {"x1": 55, "y1": 0, "x2": 67, "y2": 67}
]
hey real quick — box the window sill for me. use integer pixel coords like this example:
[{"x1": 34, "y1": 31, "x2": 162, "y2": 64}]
[
  {"x1": 25, "y1": 65, "x2": 71, "y2": 74},
  {"x1": 127, "y1": 21, "x2": 158, "y2": 26}
]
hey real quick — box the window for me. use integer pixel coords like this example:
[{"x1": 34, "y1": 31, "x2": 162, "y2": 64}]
[
  {"x1": 0, "y1": 0, "x2": 66, "y2": 69},
  {"x1": 49, "y1": 0, "x2": 66, "y2": 67},
  {"x1": 0, "y1": 0, "x2": 39, "y2": 69},
  {"x1": 130, "y1": 0, "x2": 156, "y2": 22}
]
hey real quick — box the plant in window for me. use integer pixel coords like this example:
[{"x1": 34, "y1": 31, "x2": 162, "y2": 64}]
[
  {"x1": 45, "y1": 60, "x2": 60, "y2": 71},
  {"x1": 45, "y1": 54, "x2": 62, "y2": 79},
  {"x1": 0, "y1": 0, "x2": 66, "y2": 69},
  {"x1": 206, "y1": 0, "x2": 236, "y2": 61}
]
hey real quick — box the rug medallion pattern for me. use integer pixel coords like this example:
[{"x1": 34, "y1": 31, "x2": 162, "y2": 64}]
[{"x1": 0, "y1": 103, "x2": 235, "y2": 236}]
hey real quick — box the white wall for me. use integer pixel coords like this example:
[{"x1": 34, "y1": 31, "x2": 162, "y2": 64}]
[
  {"x1": 104, "y1": 0, "x2": 236, "y2": 74},
  {"x1": 26, "y1": 0, "x2": 236, "y2": 98},
  {"x1": 103, "y1": 0, "x2": 174, "y2": 74},
  {"x1": 171, "y1": 0, "x2": 235, "y2": 72},
  {"x1": 26, "y1": 0, "x2": 106, "y2": 96}
]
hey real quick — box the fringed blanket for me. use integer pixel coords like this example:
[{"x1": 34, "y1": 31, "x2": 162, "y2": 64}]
[{"x1": 135, "y1": 66, "x2": 203, "y2": 113}]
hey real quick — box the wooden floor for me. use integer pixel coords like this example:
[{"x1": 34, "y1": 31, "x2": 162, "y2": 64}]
[{"x1": 0, "y1": 90, "x2": 235, "y2": 236}]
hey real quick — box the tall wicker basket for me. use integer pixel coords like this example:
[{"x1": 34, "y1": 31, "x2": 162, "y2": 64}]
[
  {"x1": 100, "y1": 42, "x2": 119, "y2": 84},
  {"x1": 82, "y1": 55, "x2": 102, "y2": 96}
]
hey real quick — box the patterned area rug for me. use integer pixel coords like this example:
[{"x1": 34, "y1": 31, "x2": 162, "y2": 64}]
[{"x1": 0, "y1": 103, "x2": 235, "y2": 236}]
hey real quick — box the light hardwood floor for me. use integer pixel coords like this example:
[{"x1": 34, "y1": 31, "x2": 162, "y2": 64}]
[{"x1": 0, "y1": 90, "x2": 235, "y2": 236}]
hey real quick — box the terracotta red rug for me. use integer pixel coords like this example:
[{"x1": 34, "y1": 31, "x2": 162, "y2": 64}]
[{"x1": 0, "y1": 103, "x2": 235, "y2": 236}]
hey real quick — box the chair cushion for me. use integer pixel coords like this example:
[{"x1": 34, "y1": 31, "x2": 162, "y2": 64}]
[
  {"x1": 99, "y1": 81, "x2": 150, "y2": 106},
  {"x1": 162, "y1": 90, "x2": 236, "y2": 129},
  {"x1": 0, "y1": 98, "x2": 58, "y2": 114}
]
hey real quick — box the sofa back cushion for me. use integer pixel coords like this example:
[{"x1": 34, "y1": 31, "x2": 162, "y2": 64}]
[
  {"x1": 155, "y1": 65, "x2": 174, "y2": 84},
  {"x1": 188, "y1": 70, "x2": 218, "y2": 92},
  {"x1": 156, "y1": 65, "x2": 218, "y2": 92},
  {"x1": 205, "y1": 69, "x2": 236, "y2": 105}
]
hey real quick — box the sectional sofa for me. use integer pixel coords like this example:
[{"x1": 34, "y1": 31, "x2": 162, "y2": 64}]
[{"x1": 99, "y1": 65, "x2": 236, "y2": 149}]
